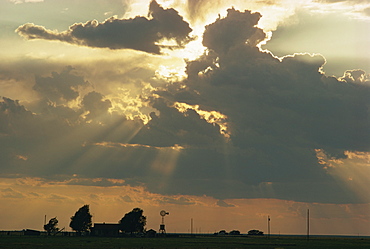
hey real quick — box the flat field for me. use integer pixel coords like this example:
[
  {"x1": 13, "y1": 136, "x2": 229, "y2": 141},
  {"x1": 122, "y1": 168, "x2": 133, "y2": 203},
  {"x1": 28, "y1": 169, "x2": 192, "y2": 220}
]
[{"x1": 0, "y1": 235, "x2": 369, "y2": 249}]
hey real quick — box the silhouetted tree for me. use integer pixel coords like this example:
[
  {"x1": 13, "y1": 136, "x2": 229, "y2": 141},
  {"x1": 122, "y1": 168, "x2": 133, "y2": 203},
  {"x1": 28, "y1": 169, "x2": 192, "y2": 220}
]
[
  {"x1": 248, "y1": 229, "x2": 264, "y2": 235},
  {"x1": 119, "y1": 208, "x2": 146, "y2": 234},
  {"x1": 69, "y1": 204, "x2": 92, "y2": 235},
  {"x1": 229, "y1": 230, "x2": 241, "y2": 235},
  {"x1": 44, "y1": 217, "x2": 59, "y2": 236}
]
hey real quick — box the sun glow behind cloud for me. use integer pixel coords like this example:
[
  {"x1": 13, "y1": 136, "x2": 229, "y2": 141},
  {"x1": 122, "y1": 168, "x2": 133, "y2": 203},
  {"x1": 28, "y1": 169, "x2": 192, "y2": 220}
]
[
  {"x1": 138, "y1": 0, "x2": 370, "y2": 82},
  {"x1": 315, "y1": 149, "x2": 370, "y2": 203},
  {"x1": 123, "y1": 0, "x2": 287, "y2": 83},
  {"x1": 174, "y1": 102, "x2": 230, "y2": 138}
]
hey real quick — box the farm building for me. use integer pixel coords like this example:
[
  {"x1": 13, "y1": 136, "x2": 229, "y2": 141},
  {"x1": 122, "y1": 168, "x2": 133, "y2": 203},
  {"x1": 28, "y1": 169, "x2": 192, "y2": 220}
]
[{"x1": 91, "y1": 223, "x2": 120, "y2": 237}]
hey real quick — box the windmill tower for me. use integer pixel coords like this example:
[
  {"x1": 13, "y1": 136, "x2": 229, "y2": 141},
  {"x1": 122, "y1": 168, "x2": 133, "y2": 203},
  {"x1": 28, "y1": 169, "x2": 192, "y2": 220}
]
[{"x1": 159, "y1": 210, "x2": 169, "y2": 234}]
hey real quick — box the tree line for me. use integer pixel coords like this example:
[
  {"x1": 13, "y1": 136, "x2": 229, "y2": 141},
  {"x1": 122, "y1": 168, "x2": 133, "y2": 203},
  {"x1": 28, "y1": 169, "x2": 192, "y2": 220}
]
[
  {"x1": 44, "y1": 204, "x2": 264, "y2": 236},
  {"x1": 44, "y1": 205, "x2": 146, "y2": 236}
]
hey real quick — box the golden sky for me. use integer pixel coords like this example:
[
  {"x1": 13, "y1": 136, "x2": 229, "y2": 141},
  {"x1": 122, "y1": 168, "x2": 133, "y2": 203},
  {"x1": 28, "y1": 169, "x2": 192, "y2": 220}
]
[{"x1": 0, "y1": 0, "x2": 369, "y2": 235}]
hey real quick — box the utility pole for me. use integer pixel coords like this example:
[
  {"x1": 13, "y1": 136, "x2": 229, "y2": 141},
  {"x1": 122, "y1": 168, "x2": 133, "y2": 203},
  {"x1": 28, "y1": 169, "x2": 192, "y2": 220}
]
[
  {"x1": 191, "y1": 218, "x2": 193, "y2": 235},
  {"x1": 307, "y1": 209, "x2": 310, "y2": 241}
]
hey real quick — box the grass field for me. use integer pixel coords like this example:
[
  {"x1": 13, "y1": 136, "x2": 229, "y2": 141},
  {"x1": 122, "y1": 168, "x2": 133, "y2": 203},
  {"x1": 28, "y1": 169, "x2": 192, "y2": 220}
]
[{"x1": 0, "y1": 235, "x2": 369, "y2": 249}]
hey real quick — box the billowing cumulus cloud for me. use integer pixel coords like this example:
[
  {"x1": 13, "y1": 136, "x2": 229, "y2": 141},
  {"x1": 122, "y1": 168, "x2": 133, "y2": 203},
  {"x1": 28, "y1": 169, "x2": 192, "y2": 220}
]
[
  {"x1": 2, "y1": 3, "x2": 370, "y2": 207},
  {"x1": 144, "y1": 8, "x2": 370, "y2": 203},
  {"x1": 340, "y1": 69, "x2": 369, "y2": 84},
  {"x1": 203, "y1": 8, "x2": 266, "y2": 53},
  {"x1": 16, "y1": 0, "x2": 192, "y2": 54}
]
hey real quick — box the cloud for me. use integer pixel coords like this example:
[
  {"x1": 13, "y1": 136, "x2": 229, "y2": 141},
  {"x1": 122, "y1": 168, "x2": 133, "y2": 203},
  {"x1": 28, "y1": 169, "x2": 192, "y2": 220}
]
[
  {"x1": 159, "y1": 196, "x2": 195, "y2": 205},
  {"x1": 0, "y1": 90, "x2": 146, "y2": 180},
  {"x1": 64, "y1": 177, "x2": 127, "y2": 187},
  {"x1": 203, "y1": 8, "x2": 266, "y2": 54},
  {"x1": 340, "y1": 69, "x2": 370, "y2": 84},
  {"x1": 34, "y1": 66, "x2": 88, "y2": 104},
  {"x1": 0, "y1": 98, "x2": 34, "y2": 139},
  {"x1": 216, "y1": 200, "x2": 235, "y2": 208},
  {"x1": 48, "y1": 193, "x2": 68, "y2": 200},
  {"x1": 145, "y1": 8, "x2": 370, "y2": 203},
  {"x1": 82, "y1": 91, "x2": 112, "y2": 121},
  {"x1": 186, "y1": 0, "x2": 215, "y2": 21},
  {"x1": 1, "y1": 188, "x2": 25, "y2": 199},
  {"x1": 120, "y1": 195, "x2": 133, "y2": 203},
  {"x1": 16, "y1": 0, "x2": 192, "y2": 54},
  {"x1": 314, "y1": 0, "x2": 370, "y2": 3},
  {"x1": 8, "y1": 0, "x2": 43, "y2": 3},
  {"x1": 364, "y1": 6, "x2": 370, "y2": 16},
  {"x1": 2, "y1": 3, "x2": 370, "y2": 205}
]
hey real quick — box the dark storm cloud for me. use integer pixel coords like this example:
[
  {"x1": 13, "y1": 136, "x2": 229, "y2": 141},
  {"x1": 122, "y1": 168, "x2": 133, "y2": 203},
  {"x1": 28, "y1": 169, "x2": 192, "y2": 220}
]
[
  {"x1": 203, "y1": 8, "x2": 266, "y2": 54},
  {"x1": 0, "y1": 97, "x2": 69, "y2": 174},
  {"x1": 82, "y1": 91, "x2": 112, "y2": 121},
  {"x1": 3, "y1": 5, "x2": 370, "y2": 204},
  {"x1": 16, "y1": 0, "x2": 192, "y2": 54},
  {"x1": 131, "y1": 97, "x2": 225, "y2": 147},
  {"x1": 0, "y1": 93, "x2": 146, "y2": 179},
  {"x1": 15, "y1": 23, "x2": 73, "y2": 42},
  {"x1": 141, "y1": 8, "x2": 370, "y2": 203},
  {"x1": 0, "y1": 97, "x2": 42, "y2": 141},
  {"x1": 34, "y1": 66, "x2": 88, "y2": 104},
  {"x1": 341, "y1": 69, "x2": 370, "y2": 84}
]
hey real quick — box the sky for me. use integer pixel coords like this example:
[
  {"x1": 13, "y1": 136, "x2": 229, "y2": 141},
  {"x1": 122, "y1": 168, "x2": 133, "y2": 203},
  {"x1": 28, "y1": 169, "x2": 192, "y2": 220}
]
[{"x1": 0, "y1": 0, "x2": 369, "y2": 235}]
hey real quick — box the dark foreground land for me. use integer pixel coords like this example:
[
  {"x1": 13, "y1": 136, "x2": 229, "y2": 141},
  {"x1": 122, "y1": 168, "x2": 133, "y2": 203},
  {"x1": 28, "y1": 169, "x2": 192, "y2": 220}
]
[{"x1": 0, "y1": 235, "x2": 369, "y2": 249}]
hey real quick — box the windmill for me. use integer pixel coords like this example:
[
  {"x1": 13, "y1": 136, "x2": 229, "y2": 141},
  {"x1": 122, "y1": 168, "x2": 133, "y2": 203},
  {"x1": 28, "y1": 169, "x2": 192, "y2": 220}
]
[{"x1": 159, "y1": 210, "x2": 169, "y2": 234}]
